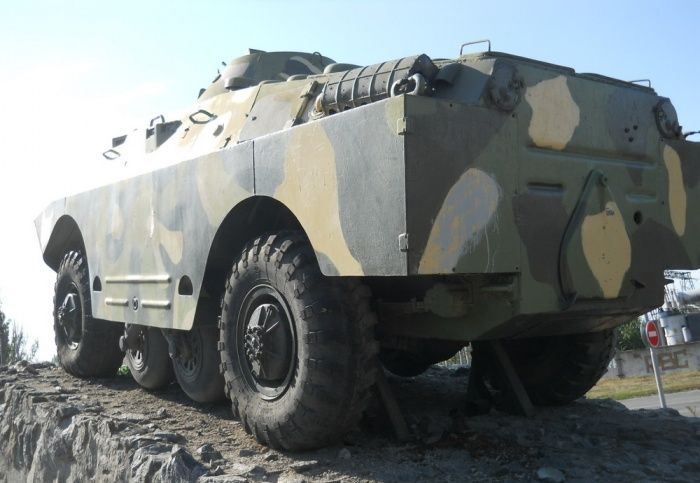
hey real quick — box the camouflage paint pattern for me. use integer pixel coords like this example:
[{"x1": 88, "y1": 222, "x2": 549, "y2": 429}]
[{"x1": 36, "y1": 50, "x2": 700, "y2": 340}]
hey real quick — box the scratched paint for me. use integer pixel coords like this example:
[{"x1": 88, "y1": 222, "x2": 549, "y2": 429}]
[
  {"x1": 581, "y1": 201, "x2": 631, "y2": 299},
  {"x1": 525, "y1": 75, "x2": 580, "y2": 150},
  {"x1": 419, "y1": 168, "x2": 501, "y2": 273}
]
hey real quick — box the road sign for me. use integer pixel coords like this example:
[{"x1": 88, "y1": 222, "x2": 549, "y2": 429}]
[
  {"x1": 642, "y1": 316, "x2": 667, "y2": 409},
  {"x1": 646, "y1": 320, "x2": 661, "y2": 348}
]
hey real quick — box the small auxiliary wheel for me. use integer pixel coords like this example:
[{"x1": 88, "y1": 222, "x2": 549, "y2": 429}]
[
  {"x1": 125, "y1": 327, "x2": 174, "y2": 390},
  {"x1": 172, "y1": 326, "x2": 226, "y2": 402},
  {"x1": 53, "y1": 251, "x2": 123, "y2": 377},
  {"x1": 219, "y1": 232, "x2": 379, "y2": 450}
]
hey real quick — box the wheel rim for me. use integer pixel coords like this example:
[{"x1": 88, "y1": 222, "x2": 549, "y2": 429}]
[
  {"x1": 129, "y1": 331, "x2": 148, "y2": 372},
  {"x1": 56, "y1": 282, "x2": 82, "y2": 350},
  {"x1": 236, "y1": 284, "x2": 296, "y2": 400},
  {"x1": 174, "y1": 329, "x2": 203, "y2": 382}
]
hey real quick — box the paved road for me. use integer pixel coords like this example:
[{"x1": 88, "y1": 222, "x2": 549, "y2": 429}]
[{"x1": 622, "y1": 389, "x2": 700, "y2": 417}]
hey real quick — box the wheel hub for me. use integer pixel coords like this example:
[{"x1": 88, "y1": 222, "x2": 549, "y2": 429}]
[
  {"x1": 176, "y1": 332, "x2": 201, "y2": 376},
  {"x1": 57, "y1": 289, "x2": 81, "y2": 349},
  {"x1": 129, "y1": 330, "x2": 147, "y2": 371},
  {"x1": 243, "y1": 303, "x2": 290, "y2": 381},
  {"x1": 236, "y1": 286, "x2": 296, "y2": 400},
  {"x1": 244, "y1": 324, "x2": 265, "y2": 366}
]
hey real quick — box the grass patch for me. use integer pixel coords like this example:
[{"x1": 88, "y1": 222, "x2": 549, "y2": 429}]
[{"x1": 588, "y1": 370, "x2": 700, "y2": 400}]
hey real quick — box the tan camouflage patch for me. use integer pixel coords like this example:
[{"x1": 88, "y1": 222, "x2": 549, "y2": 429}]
[
  {"x1": 157, "y1": 221, "x2": 184, "y2": 265},
  {"x1": 196, "y1": 153, "x2": 250, "y2": 226},
  {"x1": 419, "y1": 168, "x2": 500, "y2": 273},
  {"x1": 525, "y1": 75, "x2": 580, "y2": 150},
  {"x1": 275, "y1": 123, "x2": 363, "y2": 275},
  {"x1": 177, "y1": 87, "x2": 258, "y2": 154},
  {"x1": 663, "y1": 145, "x2": 686, "y2": 236},
  {"x1": 581, "y1": 201, "x2": 631, "y2": 298}
]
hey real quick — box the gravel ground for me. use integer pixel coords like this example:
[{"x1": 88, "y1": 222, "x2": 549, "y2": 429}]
[{"x1": 2, "y1": 363, "x2": 700, "y2": 482}]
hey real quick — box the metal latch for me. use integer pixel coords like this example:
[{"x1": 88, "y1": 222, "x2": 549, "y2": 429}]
[
  {"x1": 299, "y1": 80, "x2": 318, "y2": 99},
  {"x1": 287, "y1": 81, "x2": 319, "y2": 129},
  {"x1": 396, "y1": 117, "x2": 412, "y2": 135},
  {"x1": 398, "y1": 233, "x2": 409, "y2": 252}
]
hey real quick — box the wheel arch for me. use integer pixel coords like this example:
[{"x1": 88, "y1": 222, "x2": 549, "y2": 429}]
[
  {"x1": 42, "y1": 215, "x2": 87, "y2": 271},
  {"x1": 193, "y1": 196, "x2": 310, "y2": 326}
]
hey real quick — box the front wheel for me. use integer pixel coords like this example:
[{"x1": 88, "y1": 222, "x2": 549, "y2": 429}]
[
  {"x1": 53, "y1": 251, "x2": 123, "y2": 377},
  {"x1": 219, "y1": 232, "x2": 378, "y2": 451}
]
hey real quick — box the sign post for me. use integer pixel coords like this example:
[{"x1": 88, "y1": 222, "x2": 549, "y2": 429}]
[{"x1": 644, "y1": 319, "x2": 667, "y2": 409}]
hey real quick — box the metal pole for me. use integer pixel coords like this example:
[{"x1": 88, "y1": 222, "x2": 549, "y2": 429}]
[
  {"x1": 649, "y1": 347, "x2": 667, "y2": 409},
  {"x1": 0, "y1": 323, "x2": 5, "y2": 366}
]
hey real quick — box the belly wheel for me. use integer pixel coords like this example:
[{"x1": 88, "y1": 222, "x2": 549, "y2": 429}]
[
  {"x1": 172, "y1": 326, "x2": 226, "y2": 403},
  {"x1": 53, "y1": 251, "x2": 123, "y2": 377},
  {"x1": 125, "y1": 327, "x2": 174, "y2": 390},
  {"x1": 218, "y1": 232, "x2": 379, "y2": 451}
]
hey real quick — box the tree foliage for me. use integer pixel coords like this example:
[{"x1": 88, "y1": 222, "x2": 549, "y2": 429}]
[
  {"x1": 615, "y1": 317, "x2": 645, "y2": 351},
  {"x1": 0, "y1": 301, "x2": 39, "y2": 365}
]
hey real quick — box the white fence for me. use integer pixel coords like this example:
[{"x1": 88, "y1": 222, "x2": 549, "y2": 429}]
[{"x1": 602, "y1": 341, "x2": 700, "y2": 379}]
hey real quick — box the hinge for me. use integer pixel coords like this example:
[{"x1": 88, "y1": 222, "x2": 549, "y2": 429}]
[
  {"x1": 287, "y1": 81, "x2": 319, "y2": 129},
  {"x1": 300, "y1": 80, "x2": 318, "y2": 99},
  {"x1": 398, "y1": 233, "x2": 409, "y2": 252},
  {"x1": 396, "y1": 117, "x2": 412, "y2": 135}
]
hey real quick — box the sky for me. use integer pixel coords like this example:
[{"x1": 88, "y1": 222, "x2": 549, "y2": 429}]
[{"x1": 0, "y1": 0, "x2": 699, "y2": 360}]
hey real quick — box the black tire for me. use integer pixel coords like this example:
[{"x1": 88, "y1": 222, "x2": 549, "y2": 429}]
[
  {"x1": 53, "y1": 251, "x2": 123, "y2": 377},
  {"x1": 219, "y1": 232, "x2": 378, "y2": 451},
  {"x1": 494, "y1": 329, "x2": 616, "y2": 405},
  {"x1": 173, "y1": 326, "x2": 226, "y2": 402},
  {"x1": 380, "y1": 339, "x2": 464, "y2": 377},
  {"x1": 125, "y1": 327, "x2": 174, "y2": 390}
]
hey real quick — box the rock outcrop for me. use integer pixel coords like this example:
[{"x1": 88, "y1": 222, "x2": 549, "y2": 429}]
[
  {"x1": 0, "y1": 363, "x2": 207, "y2": 482},
  {"x1": 2, "y1": 362, "x2": 700, "y2": 482}
]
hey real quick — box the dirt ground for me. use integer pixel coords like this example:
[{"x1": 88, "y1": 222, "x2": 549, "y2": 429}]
[{"x1": 3, "y1": 364, "x2": 700, "y2": 482}]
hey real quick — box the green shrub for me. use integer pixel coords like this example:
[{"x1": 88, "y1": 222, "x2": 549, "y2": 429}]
[{"x1": 616, "y1": 318, "x2": 645, "y2": 351}]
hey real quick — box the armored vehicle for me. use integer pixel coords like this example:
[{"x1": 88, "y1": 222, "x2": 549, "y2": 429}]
[{"x1": 36, "y1": 45, "x2": 700, "y2": 450}]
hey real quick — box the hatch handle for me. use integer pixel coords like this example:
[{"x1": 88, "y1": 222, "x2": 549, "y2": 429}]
[
  {"x1": 628, "y1": 79, "x2": 652, "y2": 88},
  {"x1": 460, "y1": 39, "x2": 491, "y2": 55},
  {"x1": 149, "y1": 114, "x2": 165, "y2": 127},
  {"x1": 188, "y1": 109, "x2": 217, "y2": 124},
  {"x1": 102, "y1": 149, "x2": 121, "y2": 160}
]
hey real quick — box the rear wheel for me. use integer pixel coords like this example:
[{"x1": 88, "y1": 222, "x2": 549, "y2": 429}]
[
  {"x1": 125, "y1": 327, "x2": 174, "y2": 390},
  {"x1": 172, "y1": 326, "x2": 226, "y2": 402},
  {"x1": 53, "y1": 251, "x2": 123, "y2": 377},
  {"x1": 492, "y1": 329, "x2": 616, "y2": 405},
  {"x1": 219, "y1": 232, "x2": 378, "y2": 450}
]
